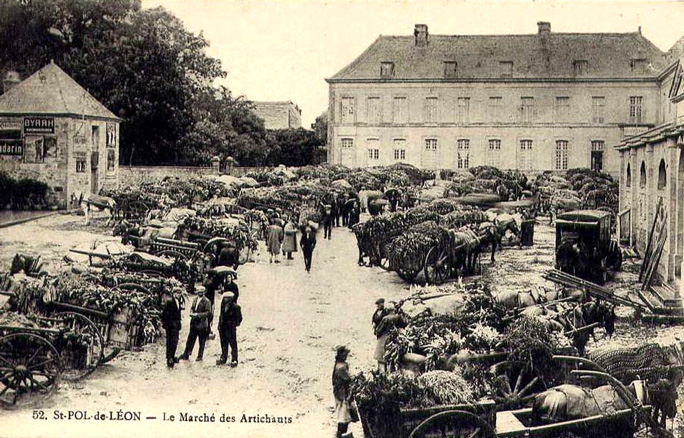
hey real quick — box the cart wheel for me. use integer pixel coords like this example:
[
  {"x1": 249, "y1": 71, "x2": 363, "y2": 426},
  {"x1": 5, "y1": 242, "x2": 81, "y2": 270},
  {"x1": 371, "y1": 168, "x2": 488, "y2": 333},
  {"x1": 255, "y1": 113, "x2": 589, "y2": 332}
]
[
  {"x1": 101, "y1": 348, "x2": 121, "y2": 364},
  {"x1": 54, "y1": 312, "x2": 104, "y2": 381},
  {"x1": 408, "y1": 410, "x2": 496, "y2": 438},
  {"x1": 156, "y1": 250, "x2": 187, "y2": 261},
  {"x1": 490, "y1": 360, "x2": 542, "y2": 408},
  {"x1": 425, "y1": 245, "x2": 451, "y2": 285},
  {"x1": 0, "y1": 333, "x2": 61, "y2": 409}
]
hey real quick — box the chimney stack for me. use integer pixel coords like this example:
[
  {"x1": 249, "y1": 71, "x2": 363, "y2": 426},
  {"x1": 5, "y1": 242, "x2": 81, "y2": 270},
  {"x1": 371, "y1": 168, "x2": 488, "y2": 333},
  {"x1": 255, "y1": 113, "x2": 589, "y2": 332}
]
[
  {"x1": 2, "y1": 71, "x2": 21, "y2": 94},
  {"x1": 537, "y1": 21, "x2": 551, "y2": 35},
  {"x1": 414, "y1": 24, "x2": 429, "y2": 47}
]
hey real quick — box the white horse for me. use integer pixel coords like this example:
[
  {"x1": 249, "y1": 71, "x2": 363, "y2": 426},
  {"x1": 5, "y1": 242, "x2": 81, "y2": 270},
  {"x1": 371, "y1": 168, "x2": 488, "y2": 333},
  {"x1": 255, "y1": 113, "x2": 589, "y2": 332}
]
[{"x1": 72, "y1": 191, "x2": 117, "y2": 226}]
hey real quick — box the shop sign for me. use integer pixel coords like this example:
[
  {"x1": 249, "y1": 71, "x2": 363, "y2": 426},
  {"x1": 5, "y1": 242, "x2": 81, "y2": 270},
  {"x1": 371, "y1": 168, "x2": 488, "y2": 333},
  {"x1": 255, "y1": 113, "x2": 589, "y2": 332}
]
[
  {"x1": 24, "y1": 117, "x2": 55, "y2": 134},
  {"x1": 0, "y1": 139, "x2": 23, "y2": 156}
]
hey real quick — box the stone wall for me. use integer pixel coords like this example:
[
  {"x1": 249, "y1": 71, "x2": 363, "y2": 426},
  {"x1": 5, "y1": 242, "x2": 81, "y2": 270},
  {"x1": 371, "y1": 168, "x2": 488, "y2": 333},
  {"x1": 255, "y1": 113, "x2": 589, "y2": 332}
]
[{"x1": 112, "y1": 165, "x2": 218, "y2": 188}]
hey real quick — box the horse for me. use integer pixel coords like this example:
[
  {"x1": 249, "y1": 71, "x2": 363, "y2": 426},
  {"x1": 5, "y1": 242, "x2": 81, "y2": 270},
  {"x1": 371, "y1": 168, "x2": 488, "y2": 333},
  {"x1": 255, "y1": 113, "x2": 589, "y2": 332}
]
[{"x1": 72, "y1": 191, "x2": 118, "y2": 226}]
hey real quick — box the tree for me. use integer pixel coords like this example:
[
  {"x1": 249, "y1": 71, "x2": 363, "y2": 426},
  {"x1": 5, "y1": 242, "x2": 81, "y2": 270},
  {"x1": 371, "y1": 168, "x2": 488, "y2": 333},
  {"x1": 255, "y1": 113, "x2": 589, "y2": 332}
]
[
  {"x1": 0, "y1": 0, "x2": 226, "y2": 165},
  {"x1": 311, "y1": 110, "x2": 328, "y2": 145},
  {"x1": 267, "y1": 128, "x2": 322, "y2": 167}
]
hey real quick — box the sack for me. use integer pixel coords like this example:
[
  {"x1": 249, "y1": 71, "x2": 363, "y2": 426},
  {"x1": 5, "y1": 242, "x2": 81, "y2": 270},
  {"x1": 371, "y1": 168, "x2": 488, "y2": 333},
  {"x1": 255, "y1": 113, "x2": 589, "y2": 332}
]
[{"x1": 349, "y1": 400, "x2": 359, "y2": 423}]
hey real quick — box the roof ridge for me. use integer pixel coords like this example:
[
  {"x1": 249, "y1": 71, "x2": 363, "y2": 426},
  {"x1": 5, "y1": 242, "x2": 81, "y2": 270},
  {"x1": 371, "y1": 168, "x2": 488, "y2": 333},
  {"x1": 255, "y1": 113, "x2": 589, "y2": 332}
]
[{"x1": 382, "y1": 31, "x2": 644, "y2": 39}]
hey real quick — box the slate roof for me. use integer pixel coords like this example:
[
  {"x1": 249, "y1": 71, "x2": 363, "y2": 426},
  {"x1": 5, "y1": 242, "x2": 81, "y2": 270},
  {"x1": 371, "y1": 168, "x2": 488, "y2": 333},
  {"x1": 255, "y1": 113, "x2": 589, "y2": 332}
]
[
  {"x1": 329, "y1": 30, "x2": 667, "y2": 81},
  {"x1": 0, "y1": 62, "x2": 120, "y2": 120}
]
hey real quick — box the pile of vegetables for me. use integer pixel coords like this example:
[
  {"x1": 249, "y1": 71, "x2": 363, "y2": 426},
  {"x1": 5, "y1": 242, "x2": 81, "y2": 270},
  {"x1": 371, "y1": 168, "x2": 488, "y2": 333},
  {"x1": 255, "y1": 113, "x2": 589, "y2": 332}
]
[
  {"x1": 387, "y1": 221, "x2": 450, "y2": 277},
  {"x1": 533, "y1": 169, "x2": 619, "y2": 214},
  {"x1": 443, "y1": 166, "x2": 530, "y2": 201},
  {"x1": 179, "y1": 217, "x2": 257, "y2": 251},
  {"x1": 351, "y1": 369, "x2": 481, "y2": 438}
]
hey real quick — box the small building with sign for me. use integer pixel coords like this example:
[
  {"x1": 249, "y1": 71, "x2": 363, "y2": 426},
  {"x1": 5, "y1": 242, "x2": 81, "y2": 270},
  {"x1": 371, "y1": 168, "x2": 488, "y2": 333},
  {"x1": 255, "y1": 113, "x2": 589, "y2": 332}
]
[{"x1": 0, "y1": 61, "x2": 121, "y2": 208}]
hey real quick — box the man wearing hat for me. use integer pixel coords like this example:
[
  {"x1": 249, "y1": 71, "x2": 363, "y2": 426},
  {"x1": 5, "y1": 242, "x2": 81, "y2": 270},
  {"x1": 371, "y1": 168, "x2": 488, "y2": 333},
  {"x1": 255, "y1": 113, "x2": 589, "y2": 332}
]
[
  {"x1": 372, "y1": 298, "x2": 388, "y2": 332},
  {"x1": 179, "y1": 285, "x2": 211, "y2": 361},
  {"x1": 332, "y1": 345, "x2": 353, "y2": 438},
  {"x1": 217, "y1": 291, "x2": 242, "y2": 367},
  {"x1": 161, "y1": 287, "x2": 183, "y2": 368}
]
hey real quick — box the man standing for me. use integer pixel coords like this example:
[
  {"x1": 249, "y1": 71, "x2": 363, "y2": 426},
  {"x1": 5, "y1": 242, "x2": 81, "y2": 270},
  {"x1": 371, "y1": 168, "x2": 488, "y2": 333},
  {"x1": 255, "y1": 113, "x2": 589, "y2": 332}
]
[
  {"x1": 322, "y1": 203, "x2": 333, "y2": 240},
  {"x1": 217, "y1": 291, "x2": 242, "y2": 367},
  {"x1": 266, "y1": 219, "x2": 284, "y2": 263},
  {"x1": 161, "y1": 288, "x2": 183, "y2": 368},
  {"x1": 374, "y1": 302, "x2": 406, "y2": 373},
  {"x1": 372, "y1": 298, "x2": 388, "y2": 335},
  {"x1": 300, "y1": 225, "x2": 317, "y2": 273},
  {"x1": 179, "y1": 286, "x2": 211, "y2": 361}
]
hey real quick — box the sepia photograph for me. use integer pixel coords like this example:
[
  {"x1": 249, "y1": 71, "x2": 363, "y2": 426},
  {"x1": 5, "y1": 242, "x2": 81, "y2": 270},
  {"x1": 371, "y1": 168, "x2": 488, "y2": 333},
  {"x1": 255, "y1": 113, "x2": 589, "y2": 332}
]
[{"x1": 0, "y1": 0, "x2": 684, "y2": 437}]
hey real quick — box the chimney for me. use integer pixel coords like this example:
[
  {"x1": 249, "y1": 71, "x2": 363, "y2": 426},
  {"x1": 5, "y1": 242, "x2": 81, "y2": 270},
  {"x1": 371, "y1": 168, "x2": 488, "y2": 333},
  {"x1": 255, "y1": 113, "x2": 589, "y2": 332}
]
[
  {"x1": 2, "y1": 70, "x2": 21, "y2": 94},
  {"x1": 414, "y1": 24, "x2": 429, "y2": 47},
  {"x1": 537, "y1": 21, "x2": 551, "y2": 35}
]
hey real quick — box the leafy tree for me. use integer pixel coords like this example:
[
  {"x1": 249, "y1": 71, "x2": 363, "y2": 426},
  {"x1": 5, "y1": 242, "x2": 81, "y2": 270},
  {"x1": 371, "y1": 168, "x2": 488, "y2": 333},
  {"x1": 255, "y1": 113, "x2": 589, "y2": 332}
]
[
  {"x1": 312, "y1": 110, "x2": 328, "y2": 144},
  {"x1": 267, "y1": 128, "x2": 321, "y2": 167}
]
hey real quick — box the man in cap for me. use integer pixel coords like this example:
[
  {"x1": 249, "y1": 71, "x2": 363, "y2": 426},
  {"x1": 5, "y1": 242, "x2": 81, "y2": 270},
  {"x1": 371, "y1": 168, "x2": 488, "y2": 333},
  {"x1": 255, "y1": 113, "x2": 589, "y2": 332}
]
[
  {"x1": 217, "y1": 291, "x2": 242, "y2": 367},
  {"x1": 372, "y1": 298, "x2": 388, "y2": 333},
  {"x1": 161, "y1": 287, "x2": 183, "y2": 368},
  {"x1": 179, "y1": 285, "x2": 211, "y2": 361}
]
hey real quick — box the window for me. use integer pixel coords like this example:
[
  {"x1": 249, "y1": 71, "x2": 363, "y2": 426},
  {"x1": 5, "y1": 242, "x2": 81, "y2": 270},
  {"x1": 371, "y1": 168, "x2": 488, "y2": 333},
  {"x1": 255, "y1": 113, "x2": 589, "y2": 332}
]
[
  {"x1": 639, "y1": 161, "x2": 647, "y2": 189},
  {"x1": 657, "y1": 159, "x2": 667, "y2": 190},
  {"x1": 555, "y1": 140, "x2": 569, "y2": 170},
  {"x1": 366, "y1": 138, "x2": 380, "y2": 166},
  {"x1": 520, "y1": 97, "x2": 534, "y2": 123},
  {"x1": 488, "y1": 97, "x2": 502, "y2": 122},
  {"x1": 630, "y1": 59, "x2": 647, "y2": 73},
  {"x1": 591, "y1": 141, "x2": 604, "y2": 172},
  {"x1": 456, "y1": 139, "x2": 470, "y2": 169},
  {"x1": 626, "y1": 163, "x2": 631, "y2": 188},
  {"x1": 340, "y1": 97, "x2": 355, "y2": 123},
  {"x1": 519, "y1": 140, "x2": 533, "y2": 171},
  {"x1": 393, "y1": 139, "x2": 406, "y2": 161},
  {"x1": 500, "y1": 61, "x2": 513, "y2": 78},
  {"x1": 425, "y1": 139, "x2": 438, "y2": 151},
  {"x1": 393, "y1": 97, "x2": 408, "y2": 124},
  {"x1": 91, "y1": 125, "x2": 100, "y2": 150},
  {"x1": 629, "y1": 96, "x2": 643, "y2": 124},
  {"x1": 367, "y1": 97, "x2": 382, "y2": 124},
  {"x1": 424, "y1": 97, "x2": 439, "y2": 123},
  {"x1": 487, "y1": 139, "x2": 501, "y2": 167},
  {"x1": 457, "y1": 97, "x2": 470, "y2": 124},
  {"x1": 339, "y1": 138, "x2": 354, "y2": 166},
  {"x1": 341, "y1": 138, "x2": 354, "y2": 148},
  {"x1": 554, "y1": 97, "x2": 570, "y2": 122},
  {"x1": 573, "y1": 60, "x2": 588, "y2": 76},
  {"x1": 592, "y1": 97, "x2": 605, "y2": 123},
  {"x1": 380, "y1": 62, "x2": 395, "y2": 78},
  {"x1": 75, "y1": 152, "x2": 87, "y2": 173},
  {"x1": 107, "y1": 149, "x2": 116, "y2": 172},
  {"x1": 444, "y1": 61, "x2": 457, "y2": 78}
]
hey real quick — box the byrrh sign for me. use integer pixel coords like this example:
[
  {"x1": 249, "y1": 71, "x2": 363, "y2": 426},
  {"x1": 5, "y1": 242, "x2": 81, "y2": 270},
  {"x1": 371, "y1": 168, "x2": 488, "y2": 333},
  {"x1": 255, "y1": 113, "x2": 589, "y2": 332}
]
[{"x1": 24, "y1": 117, "x2": 55, "y2": 134}]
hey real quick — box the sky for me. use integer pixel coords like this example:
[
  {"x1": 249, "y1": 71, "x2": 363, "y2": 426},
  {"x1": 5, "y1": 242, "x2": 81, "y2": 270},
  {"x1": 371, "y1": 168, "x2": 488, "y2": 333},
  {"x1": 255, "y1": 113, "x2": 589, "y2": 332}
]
[{"x1": 141, "y1": 0, "x2": 684, "y2": 127}]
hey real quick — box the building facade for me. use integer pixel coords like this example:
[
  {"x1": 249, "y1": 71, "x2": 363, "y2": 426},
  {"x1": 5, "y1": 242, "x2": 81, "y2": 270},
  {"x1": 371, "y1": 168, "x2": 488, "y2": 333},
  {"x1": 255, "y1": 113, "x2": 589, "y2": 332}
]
[
  {"x1": 326, "y1": 23, "x2": 669, "y2": 177},
  {"x1": 252, "y1": 101, "x2": 302, "y2": 130},
  {"x1": 0, "y1": 62, "x2": 121, "y2": 208},
  {"x1": 616, "y1": 55, "x2": 684, "y2": 295}
]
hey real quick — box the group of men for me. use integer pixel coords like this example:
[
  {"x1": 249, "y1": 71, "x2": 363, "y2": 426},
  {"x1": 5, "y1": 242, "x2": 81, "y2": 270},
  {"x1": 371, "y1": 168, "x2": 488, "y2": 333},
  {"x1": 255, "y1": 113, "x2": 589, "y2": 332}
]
[
  {"x1": 371, "y1": 298, "x2": 407, "y2": 373},
  {"x1": 161, "y1": 271, "x2": 243, "y2": 368},
  {"x1": 321, "y1": 195, "x2": 361, "y2": 241}
]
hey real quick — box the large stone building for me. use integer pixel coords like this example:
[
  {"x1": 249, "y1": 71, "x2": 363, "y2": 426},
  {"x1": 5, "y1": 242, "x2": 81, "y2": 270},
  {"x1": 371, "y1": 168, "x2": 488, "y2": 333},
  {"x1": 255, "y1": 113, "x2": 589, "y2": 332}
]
[
  {"x1": 0, "y1": 62, "x2": 121, "y2": 208},
  {"x1": 326, "y1": 22, "x2": 672, "y2": 177},
  {"x1": 252, "y1": 101, "x2": 302, "y2": 130},
  {"x1": 616, "y1": 52, "x2": 683, "y2": 296}
]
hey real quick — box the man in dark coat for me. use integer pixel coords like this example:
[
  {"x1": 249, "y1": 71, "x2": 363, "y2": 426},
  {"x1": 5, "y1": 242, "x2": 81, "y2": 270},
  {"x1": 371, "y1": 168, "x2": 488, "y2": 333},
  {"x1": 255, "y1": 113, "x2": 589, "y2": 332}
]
[
  {"x1": 372, "y1": 298, "x2": 388, "y2": 333},
  {"x1": 179, "y1": 286, "x2": 211, "y2": 361},
  {"x1": 161, "y1": 288, "x2": 183, "y2": 368},
  {"x1": 322, "y1": 203, "x2": 333, "y2": 240},
  {"x1": 217, "y1": 291, "x2": 242, "y2": 367},
  {"x1": 300, "y1": 225, "x2": 317, "y2": 273}
]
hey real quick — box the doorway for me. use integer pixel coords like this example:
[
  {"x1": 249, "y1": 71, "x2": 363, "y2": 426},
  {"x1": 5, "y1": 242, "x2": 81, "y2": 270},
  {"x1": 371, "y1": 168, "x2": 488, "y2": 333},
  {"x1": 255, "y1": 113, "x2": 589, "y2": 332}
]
[{"x1": 90, "y1": 151, "x2": 99, "y2": 194}]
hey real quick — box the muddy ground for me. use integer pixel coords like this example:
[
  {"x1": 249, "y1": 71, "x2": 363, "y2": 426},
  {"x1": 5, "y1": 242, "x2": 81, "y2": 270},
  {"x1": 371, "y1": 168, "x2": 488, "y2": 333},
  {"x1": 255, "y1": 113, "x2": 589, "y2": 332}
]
[{"x1": 0, "y1": 212, "x2": 682, "y2": 438}]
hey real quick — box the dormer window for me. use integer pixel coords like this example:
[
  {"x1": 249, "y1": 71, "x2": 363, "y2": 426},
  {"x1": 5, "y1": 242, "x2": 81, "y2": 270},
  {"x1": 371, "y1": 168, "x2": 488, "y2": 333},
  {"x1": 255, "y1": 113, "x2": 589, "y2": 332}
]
[
  {"x1": 380, "y1": 62, "x2": 395, "y2": 78},
  {"x1": 573, "y1": 60, "x2": 588, "y2": 76},
  {"x1": 630, "y1": 58, "x2": 647, "y2": 73},
  {"x1": 444, "y1": 61, "x2": 457, "y2": 78},
  {"x1": 499, "y1": 61, "x2": 513, "y2": 78}
]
